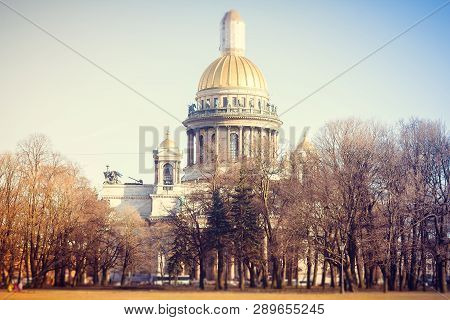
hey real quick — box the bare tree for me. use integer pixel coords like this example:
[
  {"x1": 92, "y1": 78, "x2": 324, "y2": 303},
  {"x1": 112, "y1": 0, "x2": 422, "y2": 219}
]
[{"x1": 112, "y1": 205, "x2": 149, "y2": 286}]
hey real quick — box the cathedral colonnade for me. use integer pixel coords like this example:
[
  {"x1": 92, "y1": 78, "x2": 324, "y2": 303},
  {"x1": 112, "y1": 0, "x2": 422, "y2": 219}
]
[{"x1": 186, "y1": 125, "x2": 279, "y2": 165}]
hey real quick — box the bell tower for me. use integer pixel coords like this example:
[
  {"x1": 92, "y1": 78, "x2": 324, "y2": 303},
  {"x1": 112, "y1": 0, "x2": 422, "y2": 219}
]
[{"x1": 153, "y1": 130, "x2": 182, "y2": 191}]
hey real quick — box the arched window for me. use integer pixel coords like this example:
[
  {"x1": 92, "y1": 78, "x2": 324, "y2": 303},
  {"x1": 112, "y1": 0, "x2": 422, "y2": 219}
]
[
  {"x1": 199, "y1": 135, "x2": 204, "y2": 164},
  {"x1": 230, "y1": 133, "x2": 239, "y2": 161},
  {"x1": 163, "y1": 163, "x2": 174, "y2": 185}
]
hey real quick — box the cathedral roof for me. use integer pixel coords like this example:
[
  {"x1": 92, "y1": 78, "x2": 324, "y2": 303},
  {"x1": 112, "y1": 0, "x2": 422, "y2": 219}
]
[{"x1": 197, "y1": 55, "x2": 268, "y2": 93}]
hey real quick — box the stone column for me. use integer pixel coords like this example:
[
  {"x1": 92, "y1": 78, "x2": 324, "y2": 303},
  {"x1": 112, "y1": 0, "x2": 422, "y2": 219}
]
[
  {"x1": 157, "y1": 161, "x2": 162, "y2": 185},
  {"x1": 274, "y1": 131, "x2": 279, "y2": 158},
  {"x1": 154, "y1": 160, "x2": 158, "y2": 185},
  {"x1": 191, "y1": 132, "x2": 195, "y2": 165},
  {"x1": 268, "y1": 129, "x2": 272, "y2": 159},
  {"x1": 238, "y1": 126, "x2": 243, "y2": 158},
  {"x1": 215, "y1": 126, "x2": 219, "y2": 161},
  {"x1": 195, "y1": 129, "x2": 200, "y2": 164},
  {"x1": 226, "y1": 126, "x2": 230, "y2": 161},
  {"x1": 187, "y1": 132, "x2": 192, "y2": 165},
  {"x1": 187, "y1": 132, "x2": 190, "y2": 165},
  {"x1": 260, "y1": 127, "x2": 264, "y2": 158},
  {"x1": 173, "y1": 161, "x2": 176, "y2": 185},
  {"x1": 250, "y1": 126, "x2": 253, "y2": 157},
  {"x1": 204, "y1": 128, "x2": 208, "y2": 163}
]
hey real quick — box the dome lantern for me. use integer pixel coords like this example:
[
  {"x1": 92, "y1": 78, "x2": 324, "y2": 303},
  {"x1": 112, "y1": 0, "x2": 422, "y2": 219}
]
[{"x1": 220, "y1": 10, "x2": 245, "y2": 56}]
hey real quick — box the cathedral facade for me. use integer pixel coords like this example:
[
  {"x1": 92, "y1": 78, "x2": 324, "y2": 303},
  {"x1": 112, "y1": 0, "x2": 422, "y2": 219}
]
[
  {"x1": 101, "y1": 11, "x2": 288, "y2": 281},
  {"x1": 102, "y1": 10, "x2": 282, "y2": 221}
]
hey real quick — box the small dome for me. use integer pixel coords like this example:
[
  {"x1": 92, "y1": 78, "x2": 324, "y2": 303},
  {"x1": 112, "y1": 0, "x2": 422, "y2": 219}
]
[
  {"x1": 159, "y1": 131, "x2": 177, "y2": 149},
  {"x1": 197, "y1": 55, "x2": 267, "y2": 93},
  {"x1": 159, "y1": 138, "x2": 176, "y2": 149}
]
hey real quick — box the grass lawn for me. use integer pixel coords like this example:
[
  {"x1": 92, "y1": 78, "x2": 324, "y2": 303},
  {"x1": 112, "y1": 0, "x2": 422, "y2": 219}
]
[{"x1": 1, "y1": 287, "x2": 448, "y2": 300}]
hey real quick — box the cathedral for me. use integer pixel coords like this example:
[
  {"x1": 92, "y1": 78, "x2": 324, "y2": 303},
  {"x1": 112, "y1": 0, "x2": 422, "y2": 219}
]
[
  {"x1": 101, "y1": 10, "x2": 284, "y2": 280},
  {"x1": 102, "y1": 10, "x2": 282, "y2": 220}
]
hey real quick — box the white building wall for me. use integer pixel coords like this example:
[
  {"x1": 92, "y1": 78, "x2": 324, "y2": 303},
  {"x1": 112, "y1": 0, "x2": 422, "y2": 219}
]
[{"x1": 101, "y1": 184, "x2": 154, "y2": 219}]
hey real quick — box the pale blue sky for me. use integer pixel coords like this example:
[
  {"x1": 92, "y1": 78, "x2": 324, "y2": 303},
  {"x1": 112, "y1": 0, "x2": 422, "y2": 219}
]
[{"x1": 0, "y1": 0, "x2": 449, "y2": 189}]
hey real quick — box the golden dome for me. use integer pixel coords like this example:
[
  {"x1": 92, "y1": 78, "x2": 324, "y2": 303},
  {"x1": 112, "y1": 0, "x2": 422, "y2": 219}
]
[
  {"x1": 159, "y1": 130, "x2": 177, "y2": 149},
  {"x1": 159, "y1": 138, "x2": 176, "y2": 149},
  {"x1": 197, "y1": 55, "x2": 268, "y2": 93}
]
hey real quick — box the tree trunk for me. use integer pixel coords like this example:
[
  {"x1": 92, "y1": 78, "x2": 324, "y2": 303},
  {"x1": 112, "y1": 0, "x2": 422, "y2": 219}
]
[
  {"x1": 329, "y1": 262, "x2": 335, "y2": 288},
  {"x1": 275, "y1": 257, "x2": 283, "y2": 289},
  {"x1": 306, "y1": 253, "x2": 312, "y2": 289},
  {"x1": 389, "y1": 260, "x2": 397, "y2": 291},
  {"x1": 348, "y1": 224, "x2": 359, "y2": 291},
  {"x1": 312, "y1": 251, "x2": 319, "y2": 286},
  {"x1": 279, "y1": 256, "x2": 286, "y2": 289},
  {"x1": 216, "y1": 249, "x2": 224, "y2": 290},
  {"x1": 25, "y1": 245, "x2": 30, "y2": 287},
  {"x1": 321, "y1": 259, "x2": 327, "y2": 289},
  {"x1": 101, "y1": 267, "x2": 108, "y2": 286},
  {"x1": 199, "y1": 257, "x2": 206, "y2": 290},
  {"x1": 238, "y1": 260, "x2": 245, "y2": 290},
  {"x1": 120, "y1": 250, "x2": 129, "y2": 286},
  {"x1": 356, "y1": 253, "x2": 363, "y2": 289},
  {"x1": 436, "y1": 256, "x2": 447, "y2": 293},
  {"x1": 261, "y1": 236, "x2": 268, "y2": 289},
  {"x1": 344, "y1": 265, "x2": 355, "y2": 292},
  {"x1": 287, "y1": 259, "x2": 293, "y2": 287},
  {"x1": 17, "y1": 248, "x2": 25, "y2": 285},
  {"x1": 398, "y1": 252, "x2": 404, "y2": 291},
  {"x1": 249, "y1": 263, "x2": 257, "y2": 288},
  {"x1": 92, "y1": 258, "x2": 99, "y2": 286},
  {"x1": 421, "y1": 246, "x2": 427, "y2": 291},
  {"x1": 59, "y1": 263, "x2": 66, "y2": 288},
  {"x1": 224, "y1": 255, "x2": 228, "y2": 290},
  {"x1": 408, "y1": 222, "x2": 418, "y2": 290},
  {"x1": 54, "y1": 268, "x2": 60, "y2": 287},
  {"x1": 382, "y1": 265, "x2": 388, "y2": 293},
  {"x1": 271, "y1": 257, "x2": 277, "y2": 289}
]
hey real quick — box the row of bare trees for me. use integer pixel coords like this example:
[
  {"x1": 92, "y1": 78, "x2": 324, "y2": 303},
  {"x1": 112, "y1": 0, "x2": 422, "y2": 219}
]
[
  {"x1": 1, "y1": 118, "x2": 447, "y2": 292},
  {"x1": 168, "y1": 118, "x2": 448, "y2": 293},
  {"x1": 0, "y1": 135, "x2": 149, "y2": 288}
]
